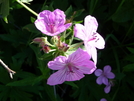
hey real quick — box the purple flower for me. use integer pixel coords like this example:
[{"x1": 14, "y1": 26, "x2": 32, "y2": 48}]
[
  {"x1": 94, "y1": 65, "x2": 115, "y2": 85},
  {"x1": 35, "y1": 9, "x2": 72, "y2": 36},
  {"x1": 47, "y1": 48, "x2": 96, "y2": 85},
  {"x1": 104, "y1": 82, "x2": 112, "y2": 93},
  {"x1": 100, "y1": 98, "x2": 107, "y2": 101},
  {"x1": 74, "y1": 15, "x2": 105, "y2": 64}
]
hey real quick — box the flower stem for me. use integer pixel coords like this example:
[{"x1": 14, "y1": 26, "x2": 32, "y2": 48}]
[
  {"x1": 16, "y1": 0, "x2": 38, "y2": 16},
  {"x1": 0, "y1": 59, "x2": 16, "y2": 79},
  {"x1": 72, "y1": 42, "x2": 84, "y2": 48}
]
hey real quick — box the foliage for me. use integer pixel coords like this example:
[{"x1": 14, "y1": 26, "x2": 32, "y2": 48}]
[{"x1": 0, "y1": 0, "x2": 134, "y2": 101}]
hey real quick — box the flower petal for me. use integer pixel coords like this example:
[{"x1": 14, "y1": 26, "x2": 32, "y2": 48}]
[
  {"x1": 57, "y1": 23, "x2": 72, "y2": 34},
  {"x1": 100, "y1": 98, "x2": 107, "y2": 101},
  {"x1": 90, "y1": 32, "x2": 105, "y2": 49},
  {"x1": 53, "y1": 9, "x2": 66, "y2": 23},
  {"x1": 78, "y1": 61, "x2": 96, "y2": 74},
  {"x1": 96, "y1": 76, "x2": 104, "y2": 85},
  {"x1": 104, "y1": 83, "x2": 111, "y2": 93},
  {"x1": 66, "y1": 68, "x2": 84, "y2": 81},
  {"x1": 102, "y1": 77, "x2": 109, "y2": 85},
  {"x1": 47, "y1": 68, "x2": 67, "y2": 85},
  {"x1": 74, "y1": 24, "x2": 88, "y2": 41},
  {"x1": 38, "y1": 10, "x2": 51, "y2": 19},
  {"x1": 85, "y1": 43, "x2": 97, "y2": 64},
  {"x1": 68, "y1": 48, "x2": 91, "y2": 64},
  {"x1": 94, "y1": 69, "x2": 103, "y2": 76},
  {"x1": 48, "y1": 56, "x2": 67, "y2": 70},
  {"x1": 104, "y1": 65, "x2": 111, "y2": 73},
  {"x1": 84, "y1": 15, "x2": 98, "y2": 37},
  {"x1": 106, "y1": 72, "x2": 115, "y2": 79},
  {"x1": 34, "y1": 19, "x2": 48, "y2": 33}
]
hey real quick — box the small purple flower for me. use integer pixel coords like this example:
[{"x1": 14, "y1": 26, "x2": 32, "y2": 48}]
[
  {"x1": 94, "y1": 65, "x2": 115, "y2": 85},
  {"x1": 47, "y1": 48, "x2": 96, "y2": 85},
  {"x1": 100, "y1": 98, "x2": 107, "y2": 101},
  {"x1": 35, "y1": 9, "x2": 72, "y2": 36}
]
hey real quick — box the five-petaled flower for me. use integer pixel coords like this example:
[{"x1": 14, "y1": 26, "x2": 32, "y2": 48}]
[
  {"x1": 74, "y1": 15, "x2": 105, "y2": 64},
  {"x1": 94, "y1": 65, "x2": 115, "y2": 93},
  {"x1": 94, "y1": 65, "x2": 115, "y2": 85},
  {"x1": 47, "y1": 48, "x2": 96, "y2": 85},
  {"x1": 35, "y1": 9, "x2": 72, "y2": 36}
]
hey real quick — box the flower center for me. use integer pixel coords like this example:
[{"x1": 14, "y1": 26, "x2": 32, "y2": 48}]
[
  {"x1": 48, "y1": 23, "x2": 56, "y2": 33},
  {"x1": 66, "y1": 63, "x2": 79, "y2": 73},
  {"x1": 88, "y1": 32, "x2": 99, "y2": 42}
]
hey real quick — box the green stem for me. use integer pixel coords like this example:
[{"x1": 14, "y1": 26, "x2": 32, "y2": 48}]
[
  {"x1": 122, "y1": 21, "x2": 134, "y2": 43},
  {"x1": 16, "y1": 0, "x2": 38, "y2": 16}
]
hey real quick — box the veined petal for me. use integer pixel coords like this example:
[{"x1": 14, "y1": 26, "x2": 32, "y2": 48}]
[
  {"x1": 38, "y1": 10, "x2": 51, "y2": 19},
  {"x1": 74, "y1": 24, "x2": 88, "y2": 41},
  {"x1": 84, "y1": 15, "x2": 98, "y2": 39},
  {"x1": 85, "y1": 43, "x2": 97, "y2": 64},
  {"x1": 48, "y1": 56, "x2": 67, "y2": 70},
  {"x1": 66, "y1": 68, "x2": 84, "y2": 81},
  {"x1": 56, "y1": 23, "x2": 72, "y2": 34},
  {"x1": 78, "y1": 61, "x2": 96, "y2": 74},
  {"x1": 94, "y1": 69, "x2": 103, "y2": 76},
  {"x1": 34, "y1": 19, "x2": 48, "y2": 34},
  {"x1": 90, "y1": 32, "x2": 105, "y2": 49},
  {"x1": 54, "y1": 9, "x2": 66, "y2": 25},
  {"x1": 47, "y1": 68, "x2": 67, "y2": 85},
  {"x1": 67, "y1": 48, "x2": 91, "y2": 64},
  {"x1": 84, "y1": 15, "x2": 98, "y2": 34}
]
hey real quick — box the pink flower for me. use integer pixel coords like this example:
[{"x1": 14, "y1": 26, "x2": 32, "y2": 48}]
[
  {"x1": 47, "y1": 48, "x2": 96, "y2": 85},
  {"x1": 35, "y1": 9, "x2": 72, "y2": 36},
  {"x1": 74, "y1": 15, "x2": 105, "y2": 64}
]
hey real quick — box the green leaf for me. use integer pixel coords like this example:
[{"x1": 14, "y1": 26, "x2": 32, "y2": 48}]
[
  {"x1": 115, "y1": 73, "x2": 125, "y2": 80},
  {"x1": 64, "y1": 81, "x2": 78, "y2": 88},
  {"x1": 123, "y1": 63, "x2": 134, "y2": 72},
  {"x1": 0, "y1": 0, "x2": 9, "y2": 22},
  {"x1": 6, "y1": 77, "x2": 36, "y2": 86},
  {"x1": 65, "y1": 5, "x2": 73, "y2": 18},
  {"x1": 127, "y1": 47, "x2": 134, "y2": 53},
  {"x1": 23, "y1": 24, "x2": 41, "y2": 34}
]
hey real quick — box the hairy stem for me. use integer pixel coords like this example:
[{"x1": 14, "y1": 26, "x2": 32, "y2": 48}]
[{"x1": 0, "y1": 59, "x2": 16, "y2": 79}]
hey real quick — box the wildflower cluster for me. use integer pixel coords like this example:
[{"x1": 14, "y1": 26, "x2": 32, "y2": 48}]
[{"x1": 32, "y1": 9, "x2": 115, "y2": 92}]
